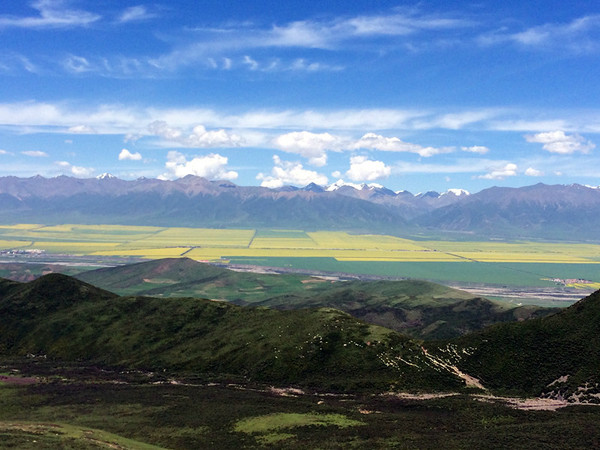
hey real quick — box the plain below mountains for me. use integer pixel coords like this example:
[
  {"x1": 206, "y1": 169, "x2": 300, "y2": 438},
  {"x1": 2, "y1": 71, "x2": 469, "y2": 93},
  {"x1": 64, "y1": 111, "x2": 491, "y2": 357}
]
[
  {"x1": 75, "y1": 258, "x2": 554, "y2": 340},
  {"x1": 1, "y1": 175, "x2": 600, "y2": 240}
]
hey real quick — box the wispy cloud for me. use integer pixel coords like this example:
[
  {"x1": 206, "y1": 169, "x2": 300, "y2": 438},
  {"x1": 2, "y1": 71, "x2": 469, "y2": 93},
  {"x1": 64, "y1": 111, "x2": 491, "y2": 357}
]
[
  {"x1": 22, "y1": 150, "x2": 48, "y2": 157},
  {"x1": 479, "y1": 14, "x2": 600, "y2": 53},
  {"x1": 0, "y1": 53, "x2": 39, "y2": 74},
  {"x1": 352, "y1": 133, "x2": 453, "y2": 157},
  {"x1": 1, "y1": 101, "x2": 599, "y2": 147},
  {"x1": 149, "y1": 9, "x2": 471, "y2": 71},
  {"x1": 117, "y1": 5, "x2": 156, "y2": 24},
  {"x1": 461, "y1": 145, "x2": 489, "y2": 154},
  {"x1": 0, "y1": 0, "x2": 100, "y2": 29}
]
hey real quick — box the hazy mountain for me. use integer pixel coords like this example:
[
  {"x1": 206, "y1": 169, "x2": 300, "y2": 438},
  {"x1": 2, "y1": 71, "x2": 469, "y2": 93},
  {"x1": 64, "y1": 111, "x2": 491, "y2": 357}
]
[
  {"x1": 1, "y1": 175, "x2": 599, "y2": 239},
  {"x1": 416, "y1": 183, "x2": 600, "y2": 240},
  {"x1": 0, "y1": 175, "x2": 409, "y2": 232}
]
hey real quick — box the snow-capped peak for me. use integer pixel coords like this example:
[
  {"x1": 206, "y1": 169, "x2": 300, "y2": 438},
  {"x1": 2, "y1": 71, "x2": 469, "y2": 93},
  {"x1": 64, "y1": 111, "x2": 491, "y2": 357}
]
[
  {"x1": 443, "y1": 188, "x2": 470, "y2": 197},
  {"x1": 326, "y1": 179, "x2": 383, "y2": 191},
  {"x1": 96, "y1": 173, "x2": 117, "y2": 180}
]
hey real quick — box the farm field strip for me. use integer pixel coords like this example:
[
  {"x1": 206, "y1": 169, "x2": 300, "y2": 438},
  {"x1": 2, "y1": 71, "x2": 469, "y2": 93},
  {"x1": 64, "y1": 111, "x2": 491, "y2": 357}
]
[{"x1": 0, "y1": 224, "x2": 598, "y2": 265}]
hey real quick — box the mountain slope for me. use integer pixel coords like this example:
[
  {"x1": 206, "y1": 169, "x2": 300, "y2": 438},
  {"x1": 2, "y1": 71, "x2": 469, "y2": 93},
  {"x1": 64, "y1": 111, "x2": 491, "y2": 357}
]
[
  {"x1": 0, "y1": 274, "x2": 463, "y2": 391},
  {"x1": 76, "y1": 258, "x2": 554, "y2": 340},
  {"x1": 430, "y1": 289, "x2": 600, "y2": 398},
  {"x1": 257, "y1": 286, "x2": 552, "y2": 340},
  {"x1": 3, "y1": 273, "x2": 600, "y2": 397}
]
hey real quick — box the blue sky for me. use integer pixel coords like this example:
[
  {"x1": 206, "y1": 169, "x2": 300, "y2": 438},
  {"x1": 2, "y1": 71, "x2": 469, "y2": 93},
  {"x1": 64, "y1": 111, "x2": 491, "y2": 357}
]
[{"x1": 1, "y1": 0, "x2": 600, "y2": 193}]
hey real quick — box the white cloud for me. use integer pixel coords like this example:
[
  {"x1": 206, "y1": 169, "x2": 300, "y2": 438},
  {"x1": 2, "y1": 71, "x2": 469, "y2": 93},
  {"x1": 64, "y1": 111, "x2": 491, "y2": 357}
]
[
  {"x1": 0, "y1": 149, "x2": 12, "y2": 155},
  {"x1": 70, "y1": 165, "x2": 94, "y2": 177},
  {"x1": 477, "y1": 163, "x2": 518, "y2": 180},
  {"x1": 68, "y1": 124, "x2": 96, "y2": 134},
  {"x1": 22, "y1": 150, "x2": 48, "y2": 157},
  {"x1": 149, "y1": 121, "x2": 243, "y2": 148},
  {"x1": 118, "y1": 148, "x2": 142, "y2": 161},
  {"x1": 162, "y1": 151, "x2": 238, "y2": 180},
  {"x1": 256, "y1": 155, "x2": 328, "y2": 188},
  {"x1": 344, "y1": 155, "x2": 391, "y2": 182},
  {"x1": 461, "y1": 145, "x2": 489, "y2": 154},
  {"x1": 273, "y1": 131, "x2": 346, "y2": 166},
  {"x1": 525, "y1": 131, "x2": 595, "y2": 154},
  {"x1": 525, "y1": 167, "x2": 543, "y2": 177},
  {"x1": 0, "y1": 0, "x2": 101, "y2": 29},
  {"x1": 353, "y1": 132, "x2": 452, "y2": 157},
  {"x1": 56, "y1": 160, "x2": 94, "y2": 177},
  {"x1": 117, "y1": 6, "x2": 155, "y2": 23}
]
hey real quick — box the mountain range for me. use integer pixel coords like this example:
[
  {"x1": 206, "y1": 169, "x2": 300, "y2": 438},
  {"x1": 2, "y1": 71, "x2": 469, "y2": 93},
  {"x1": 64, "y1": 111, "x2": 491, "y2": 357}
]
[{"x1": 1, "y1": 175, "x2": 600, "y2": 240}]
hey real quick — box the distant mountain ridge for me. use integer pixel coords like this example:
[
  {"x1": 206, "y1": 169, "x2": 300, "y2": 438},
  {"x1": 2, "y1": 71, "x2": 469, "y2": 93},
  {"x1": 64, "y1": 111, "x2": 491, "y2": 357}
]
[{"x1": 0, "y1": 175, "x2": 599, "y2": 240}]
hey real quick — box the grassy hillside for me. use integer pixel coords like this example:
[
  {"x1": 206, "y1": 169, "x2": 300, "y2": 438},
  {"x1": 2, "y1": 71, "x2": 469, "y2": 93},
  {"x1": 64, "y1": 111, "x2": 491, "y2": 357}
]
[
  {"x1": 253, "y1": 280, "x2": 552, "y2": 340},
  {"x1": 430, "y1": 289, "x2": 600, "y2": 398},
  {"x1": 76, "y1": 258, "x2": 554, "y2": 340},
  {"x1": 0, "y1": 274, "x2": 462, "y2": 392}
]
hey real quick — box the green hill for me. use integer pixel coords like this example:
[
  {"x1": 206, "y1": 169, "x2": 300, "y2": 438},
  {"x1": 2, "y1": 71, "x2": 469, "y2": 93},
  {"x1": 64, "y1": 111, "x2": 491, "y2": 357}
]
[
  {"x1": 75, "y1": 258, "x2": 553, "y2": 340},
  {"x1": 0, "y1": 274, "x2": 462, "y2": 392},
  {"x1": 2, "y1": 272, "x2": 600, "y2": 399},
  {"x1": 429, "y1": 289, "x2": 600, "y2": 398}
]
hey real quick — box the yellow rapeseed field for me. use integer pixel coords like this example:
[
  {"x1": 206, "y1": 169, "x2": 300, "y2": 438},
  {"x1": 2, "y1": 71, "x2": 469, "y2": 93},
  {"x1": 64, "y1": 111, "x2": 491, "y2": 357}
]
[{"x1": 1, "y1": 224, "x2": 599, "y2": 264}]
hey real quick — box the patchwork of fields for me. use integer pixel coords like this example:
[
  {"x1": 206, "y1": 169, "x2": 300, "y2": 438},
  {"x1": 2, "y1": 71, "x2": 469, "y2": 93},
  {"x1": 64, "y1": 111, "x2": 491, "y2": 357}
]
[{"x1": 1, "y1": 224, "x2": 599, "y2": 289}]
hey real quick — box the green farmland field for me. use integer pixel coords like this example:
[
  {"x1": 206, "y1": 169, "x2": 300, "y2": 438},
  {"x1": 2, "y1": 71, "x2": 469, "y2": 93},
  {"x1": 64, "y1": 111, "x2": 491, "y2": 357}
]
[{"x1": 1, "y1": 224, "x2": 599, "y2": 290}]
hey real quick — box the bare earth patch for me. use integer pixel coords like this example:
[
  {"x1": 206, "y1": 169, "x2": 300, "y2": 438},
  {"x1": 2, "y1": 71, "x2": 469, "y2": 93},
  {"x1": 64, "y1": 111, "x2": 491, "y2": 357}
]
[{"x1": 0, "y1": 375, "x2": 38, "y2": 385}]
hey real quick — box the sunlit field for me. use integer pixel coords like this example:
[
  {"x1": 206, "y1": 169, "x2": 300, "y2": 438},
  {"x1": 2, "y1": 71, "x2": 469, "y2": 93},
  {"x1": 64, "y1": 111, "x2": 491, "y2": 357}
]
[{"x1": 1, "y1": 224, "x2": 599, "y2": 266}]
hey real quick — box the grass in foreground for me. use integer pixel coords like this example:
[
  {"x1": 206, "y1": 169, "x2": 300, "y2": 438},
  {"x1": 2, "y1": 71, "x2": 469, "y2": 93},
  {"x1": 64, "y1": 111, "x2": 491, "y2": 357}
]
[{"x1": 1, "y1": 364, "x2": 600, "y2": 449}]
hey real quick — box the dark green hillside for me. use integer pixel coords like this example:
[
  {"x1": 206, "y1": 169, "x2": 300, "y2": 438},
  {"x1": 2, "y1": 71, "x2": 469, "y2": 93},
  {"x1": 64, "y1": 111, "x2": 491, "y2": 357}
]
[
  {"x1": 435, "y1": 289, "x2": 600, "y2": 397},
  {"x1": 255, "y1": 280, "x2": 552, "y2": 340},
  {"x1": 0, "y1": 274, "x2": 462, "y2": 392},
  {"x1": 76, "y1": 258, "x2": 554, "y2": 340},
  {"x1": 75, "y1": 257, "x2": 312, "y2": 300}
]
